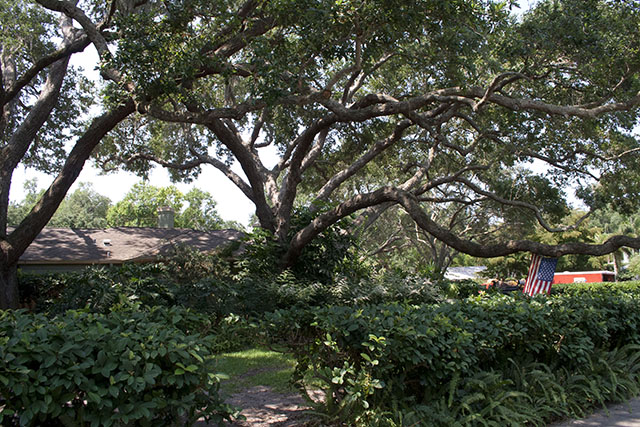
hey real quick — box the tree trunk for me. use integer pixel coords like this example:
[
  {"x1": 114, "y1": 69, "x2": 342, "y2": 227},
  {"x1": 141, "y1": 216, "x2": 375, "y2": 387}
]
[{"x1": 0, "y1": 263, "x2": 18, "y2": 309}]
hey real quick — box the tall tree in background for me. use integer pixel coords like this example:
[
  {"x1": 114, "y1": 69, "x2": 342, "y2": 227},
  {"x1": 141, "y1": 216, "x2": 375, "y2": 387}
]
[
  {"x1": 106, "y1": 182, "x2": 224, "y2": 230},
  {"x1": 49, "y1": 182, "x2": 112, "y2": 228},
  {"x1": 8, "y1": 181, "x2": 111, "y2": 228}
]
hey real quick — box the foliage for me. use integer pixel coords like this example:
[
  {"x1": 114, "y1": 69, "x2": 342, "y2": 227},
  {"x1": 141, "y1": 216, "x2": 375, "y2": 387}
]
[
  {"x1": 48, "y1": 183, "x2": 112, "y2": 229},
  {"x1": 627, "y1": 256, "x2": 640, "y2": 280},
  {"x1": 385, "y1": 346, "x2": 640, "y2": 427},
  {"x1": 106, "y1": 182, "x2": 225, "y2": 230},
  {"x1": 265, "y1": 289, "x2": 640, "y2": 425},
  {"x1": 19, "y1": 229, "x2": 451, "y2": 317},
  {"x1": 159, "y1": 243, "x2": 237, "y2": 284},
  {"x1": 8, "y1": 181, "x2": 112, "y2": 229},
  {"x1": 236, "y1": 207, "x2": 366, "y2": 284},
  {"x1": 0, "y1": 307, "x2": 238, "y2": 426},
  {"x1": 30, "y1": 265, "x2": 174, "y2": 316},
  {"x1": 551, "y1": 280, "x2": 640, "y2": 295}
]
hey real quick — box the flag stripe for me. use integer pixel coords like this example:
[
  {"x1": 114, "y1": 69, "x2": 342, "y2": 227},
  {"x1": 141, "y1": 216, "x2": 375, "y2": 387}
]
[
  {"x1": 524, "y1": 254, "x2": 541, "y2": 295},
  {"x1": 524, "y1": 254, "x2": 557, "y2": 296}
]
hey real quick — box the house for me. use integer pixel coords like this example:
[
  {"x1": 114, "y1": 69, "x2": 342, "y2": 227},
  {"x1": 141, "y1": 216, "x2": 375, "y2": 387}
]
[
  {"x1": 17, "y1": 226, "x2": 244, "y2": 274},
  {"x1": 552, "y1": 270, "x2": 616, "y2": 284}
]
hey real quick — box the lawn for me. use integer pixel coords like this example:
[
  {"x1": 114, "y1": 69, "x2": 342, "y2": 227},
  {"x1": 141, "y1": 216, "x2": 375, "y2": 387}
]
[{"x1": 215, "y1": 348, "x2": 297, "y2": 395}]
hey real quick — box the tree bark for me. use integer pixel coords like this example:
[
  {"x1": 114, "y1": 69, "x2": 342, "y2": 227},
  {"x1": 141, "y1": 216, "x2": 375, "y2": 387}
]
[
  {"x1": 282, "y1": 186, "x2": 640, "y2": 267},
  {"x1": 0, "y1": 262, "x2": 18, "y2": 309},
  {"x1": 0, "y1": 100, "x2": 134, "y2": 309}
]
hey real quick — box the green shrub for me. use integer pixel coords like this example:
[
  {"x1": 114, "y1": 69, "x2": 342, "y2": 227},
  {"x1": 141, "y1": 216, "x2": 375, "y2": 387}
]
[
  {"x1": 265, "y1": 291, "x2": 640, "y2": 425},
  {"x1": 0, "y1": 307, "x2": 238, "y2": 426},
  {"x1": 552, "y1": 280, "x2": 640, "y2": 295}
]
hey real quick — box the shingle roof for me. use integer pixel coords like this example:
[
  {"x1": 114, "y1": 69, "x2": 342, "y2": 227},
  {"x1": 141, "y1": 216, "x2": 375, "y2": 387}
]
[{"x1": 17, "y1": 227, "x2": 244, "y2": 265}]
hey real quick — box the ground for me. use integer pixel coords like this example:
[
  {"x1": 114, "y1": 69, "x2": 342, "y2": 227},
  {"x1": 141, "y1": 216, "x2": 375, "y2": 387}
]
[
  {"x1": 224, "y1": 385, "x2": 321, "y2": 426},
  {"x1": 195, "y1": 348, "x2": 323, "y2": 426}
]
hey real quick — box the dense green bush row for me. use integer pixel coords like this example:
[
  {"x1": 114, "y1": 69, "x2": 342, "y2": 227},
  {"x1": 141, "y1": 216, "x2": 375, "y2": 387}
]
[
  {"x1": 265, "y1": 290, "x2": 640, "y2": 425},
  {"x1": 0, "y1": 307, "x2": 238, "y2": 426},
  {"x1": 552, "y1": 280, "x2": 640, "y2": 295},
  {"x1": 19, "y1": 262, "x2": 459, "y2": 319}
]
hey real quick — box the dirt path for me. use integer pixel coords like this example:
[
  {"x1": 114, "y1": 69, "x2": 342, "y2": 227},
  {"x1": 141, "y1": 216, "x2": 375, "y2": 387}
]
[
  {"x1": 195, "y1": 384, "x2": 322, "y2": 426},
  {"x1": 223, "y1": 385, "x2": 318, "y2": 426}
]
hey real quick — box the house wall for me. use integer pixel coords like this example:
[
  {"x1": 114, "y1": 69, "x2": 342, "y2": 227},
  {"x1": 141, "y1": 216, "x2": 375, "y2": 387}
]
[{"x1": 553, "y1": 272, "x2": 616, "y2": 284}]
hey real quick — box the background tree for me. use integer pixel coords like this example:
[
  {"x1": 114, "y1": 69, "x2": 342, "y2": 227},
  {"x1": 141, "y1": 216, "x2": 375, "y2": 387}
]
[
  {"x1": 106, "y1": 182, "x2": 225, "y2": 230},
  {"x1": 7, "y1": 179, "x2": 41, "y2": 228},
  {"x1": 589, "y1": 208, "x2": 640, "y2": 274},
  {"x1": 358, "y1": 198, "x2": 496, "y2": 277},
  {"x1": 8, "y1": 181, "x2": 112, "y2": 228},
  {"x1": 48, "y1": 183, "x2": 112, "y2": 228},
  {"x1": 627, "y1": 254, "x2": 640, "y2": 279}
]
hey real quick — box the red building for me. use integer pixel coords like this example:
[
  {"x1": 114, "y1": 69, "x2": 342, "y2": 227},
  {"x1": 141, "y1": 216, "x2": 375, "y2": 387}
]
[{"x1": 553, "y1": 271, "x2": 616, "y2": 284}]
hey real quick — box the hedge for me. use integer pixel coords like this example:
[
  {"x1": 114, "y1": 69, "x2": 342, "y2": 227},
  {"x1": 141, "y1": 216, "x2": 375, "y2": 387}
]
[
  {"x1": 266, "y1": 290, "x2": 640, "y2": 425},
  {"x1": 0, "y1": 307, "x2": 238, "y2": 426}
]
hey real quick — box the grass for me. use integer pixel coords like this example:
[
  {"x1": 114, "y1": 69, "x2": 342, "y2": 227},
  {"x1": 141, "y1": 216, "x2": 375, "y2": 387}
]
[{"x1": 214, "y1": 347, "x2": 297, "y2": 395}]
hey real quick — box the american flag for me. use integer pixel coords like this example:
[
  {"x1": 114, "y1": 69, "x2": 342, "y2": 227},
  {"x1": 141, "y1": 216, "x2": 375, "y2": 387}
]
[{"x1": 524, "y1": 254, "x2": 558, "y2": 296}]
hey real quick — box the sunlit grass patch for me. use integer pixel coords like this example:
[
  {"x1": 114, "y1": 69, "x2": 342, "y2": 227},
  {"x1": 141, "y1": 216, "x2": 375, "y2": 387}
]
[{"x1": 215, "y1": 348, "x2": 297, "y2": 394}]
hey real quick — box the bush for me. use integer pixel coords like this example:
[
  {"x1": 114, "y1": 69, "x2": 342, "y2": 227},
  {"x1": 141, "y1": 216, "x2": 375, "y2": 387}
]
[
  {"x1": 265, "y1": 290, "x2": 640, "y2": 425},
  {"x1": 552, "y1": 280, "x2": 640, "y2": 295},
  {"x1": 0, "y1": 307, "x2": 238, "y2": 426}
]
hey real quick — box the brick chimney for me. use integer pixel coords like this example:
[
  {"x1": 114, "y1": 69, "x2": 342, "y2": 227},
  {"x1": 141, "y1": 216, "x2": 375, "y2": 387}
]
[{"x1": 157, "y1": 206, "x2": 175, "y2": 228}]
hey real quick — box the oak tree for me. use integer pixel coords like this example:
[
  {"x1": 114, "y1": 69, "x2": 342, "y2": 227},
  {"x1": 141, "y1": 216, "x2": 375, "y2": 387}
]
[
  {"x1": 4, "y1": 0, "x2": 640, "y2": 309},
  {"x1": 95, "y1": 0, "x2": 640, "y2": 267}
]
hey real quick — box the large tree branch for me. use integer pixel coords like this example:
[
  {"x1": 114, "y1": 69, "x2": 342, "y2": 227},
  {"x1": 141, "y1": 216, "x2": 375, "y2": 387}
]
[
  {"x1": 283, "y1": 186, "x2": 640, "y2": 266},
  {"x1": 454, "y1": 176, "x2": 590, "y2": 233},
  {"x1": 206, "y1": 118, "x2": 276, "y2": 230},
  {"x1": 6, "y1": 99, "x2": 135, "y2": 262},
  {"x1": 1, "y1": 35, "x2": 90, "y2": 107},
  {"x1": 344, "y1": 53, "x2": 395, "y2": 105},
  {"x1": 276, "y1": 118, "x2": 337, "y2": 238},
  {"x1": 313, "y1": 120, "x2": 412, "y2": 203},
  {"x1": 395, "y1": 189, "x2": 640, "y2": 258},
  {"x1": 35, "y1": 0, "x2": 124, "y2": 83},
  {"x1": 103, "y1": 150, "x2": 255, "y2": 202},
  {"x1": 0, "y1": 14, "x2": 76, "y2": 173},
  {"x1": 473, "y1": 87, "x2": 640, "y2": 119},
  {"x1": 299, "y1": 128, "x2": 329, "y2": 175}
]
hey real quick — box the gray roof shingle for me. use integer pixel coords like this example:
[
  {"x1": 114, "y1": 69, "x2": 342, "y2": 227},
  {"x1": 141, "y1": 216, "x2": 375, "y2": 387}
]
[{"x1": 17, "y1": 227, "x2": 243, "y2": 265}]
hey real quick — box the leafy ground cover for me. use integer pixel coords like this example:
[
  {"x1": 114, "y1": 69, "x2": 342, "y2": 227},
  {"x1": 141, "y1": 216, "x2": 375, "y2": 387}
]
[{"x1": 0, "y1": 307, "x2": 239, "y2": 426}]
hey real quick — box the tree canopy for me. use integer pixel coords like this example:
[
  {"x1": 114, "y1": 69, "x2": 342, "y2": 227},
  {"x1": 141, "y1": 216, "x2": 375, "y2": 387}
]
[
  {"x1": 8, "y1": 180, "x2": 226, "y2": 230},
  {"x1": 2, "y1": 0, "x2": 640, "y2": 308},
  {"x1": 93, "y1": 0, "x2": 640, "y2": 263},
  {"x1": 106, "y1": 182, "x2": 226, "y2": 230},
  {"x1": 8, "y1": 181, "x2": 112, "y2": 229}
]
